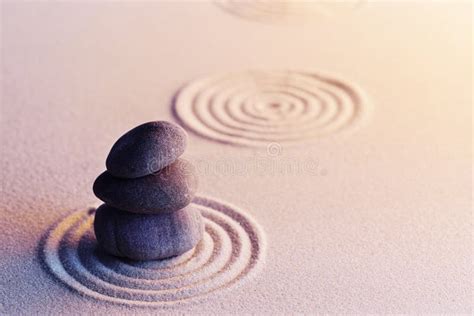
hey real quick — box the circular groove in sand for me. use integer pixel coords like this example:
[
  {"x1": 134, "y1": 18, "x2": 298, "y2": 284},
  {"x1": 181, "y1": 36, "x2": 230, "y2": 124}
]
[
  {"x1": 42, "y1": 196, "x2": 266, "y2": 306},
  {"x1": 214, "y1": 0, "x2": 363, "y2": 24},
  {"x1": 174, "y1": 71, "x2": 370, "y2": 146}
]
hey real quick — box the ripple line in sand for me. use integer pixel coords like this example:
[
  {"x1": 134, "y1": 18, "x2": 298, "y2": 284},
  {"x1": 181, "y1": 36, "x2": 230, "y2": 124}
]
[
  {"x1": 41, "y1": 196, "x2": 266, "y2": 306},
  {"x1": 215, "y1": 0, "x2": 363, "y2": 24},
  {"x1": 173, "y1": 70, "x2": 370, "y2": 147}
]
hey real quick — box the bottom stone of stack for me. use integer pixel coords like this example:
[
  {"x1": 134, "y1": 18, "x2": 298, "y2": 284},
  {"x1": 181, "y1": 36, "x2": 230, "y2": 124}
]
[{"x1": 93, "y1": 204, "x2": 204, "y2": 261}]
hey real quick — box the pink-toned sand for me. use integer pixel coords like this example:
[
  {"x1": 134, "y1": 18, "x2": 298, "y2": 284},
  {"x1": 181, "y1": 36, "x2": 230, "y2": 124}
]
[{"x1": 0, "y1": 1, "x2": 471, "y2": 314}]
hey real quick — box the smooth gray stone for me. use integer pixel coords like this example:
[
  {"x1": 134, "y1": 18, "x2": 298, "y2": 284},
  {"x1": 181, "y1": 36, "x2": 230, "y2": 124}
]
[
  {"x1": 93, "y1": 159, "x2": 198, "y2": 214},
  {"x1": 93, "y1": 204, "x2": 204, "y2": 261},
  {"x1": 106, "y1": 121, "x2": 187, "y2": 179}
]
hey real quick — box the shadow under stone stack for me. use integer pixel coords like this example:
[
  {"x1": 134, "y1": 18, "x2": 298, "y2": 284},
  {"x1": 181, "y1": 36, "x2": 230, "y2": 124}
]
[{"x1": 93, "y1": 121, "x2": 203, "y2": 261}]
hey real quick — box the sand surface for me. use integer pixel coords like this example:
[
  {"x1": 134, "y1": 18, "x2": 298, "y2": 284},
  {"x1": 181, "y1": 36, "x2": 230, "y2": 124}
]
[{"x1": 1, "y1": 1, "x2": 472, "y2": 314}]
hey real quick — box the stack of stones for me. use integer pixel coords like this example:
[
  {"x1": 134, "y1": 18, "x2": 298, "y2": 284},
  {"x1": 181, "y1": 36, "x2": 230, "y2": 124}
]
[{"x1": 93, "y1": 121, "x2": 203, "y2": 261}]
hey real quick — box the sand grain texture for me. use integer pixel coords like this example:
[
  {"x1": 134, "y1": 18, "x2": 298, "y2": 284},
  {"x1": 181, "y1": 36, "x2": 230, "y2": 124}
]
[{"x1": 1, "y1": 1, "x2": 471, "y2": 314}]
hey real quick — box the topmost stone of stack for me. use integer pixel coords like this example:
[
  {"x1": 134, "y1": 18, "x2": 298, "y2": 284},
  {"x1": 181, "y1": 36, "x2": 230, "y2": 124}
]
[{"x1": 106, "y1": 121, "x2": 187, "y2": 179}]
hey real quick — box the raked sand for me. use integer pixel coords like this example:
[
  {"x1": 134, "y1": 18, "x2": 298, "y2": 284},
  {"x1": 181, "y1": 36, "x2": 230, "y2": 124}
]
[{"x1": 1, "y1": 1, "x2": 472, "y2": 314}]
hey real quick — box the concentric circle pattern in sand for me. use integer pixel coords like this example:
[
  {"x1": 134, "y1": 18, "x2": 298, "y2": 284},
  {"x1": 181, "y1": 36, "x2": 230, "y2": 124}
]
[
  {"x1": 215, "y1": 0, "x2": 363, "y2": 24},
  {"x1": 174, "y1": 71, "x2": 369, "y2": 146},
  {"x1": 41, "y1": 196, "x2": 265, "y2": 306}
]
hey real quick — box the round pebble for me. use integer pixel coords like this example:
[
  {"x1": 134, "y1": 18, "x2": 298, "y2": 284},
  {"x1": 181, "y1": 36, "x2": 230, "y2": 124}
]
[
  {"x1": 93, "y1": 159, "x2": 198, "y2": 214},
  {"x1": 93, "y1": 204, "x2": 204, "y2": 261},
  {"x1": 106, "y1": 121, "x2": 187, "y2": 179}
]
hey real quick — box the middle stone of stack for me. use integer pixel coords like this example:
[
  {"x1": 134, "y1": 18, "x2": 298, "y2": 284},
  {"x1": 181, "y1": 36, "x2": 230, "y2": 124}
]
[{"x1": 93, "y1": 121, "x2": 203, "y2": 261}]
